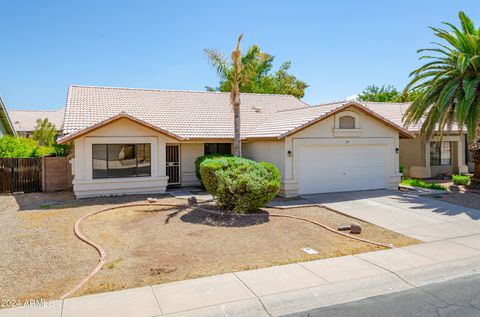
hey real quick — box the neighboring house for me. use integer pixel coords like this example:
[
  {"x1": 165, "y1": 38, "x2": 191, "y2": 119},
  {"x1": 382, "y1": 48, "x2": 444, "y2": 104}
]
[
  {"x1": 58, "y1": 85, "x2": 412, "y2": 198},
  {"x1": 0, "y1": 97, "x2": 16, "y2": 136},
  {"x1": 356, "y1": 102, "x2": 473, "y2": 179},
  {"x1": 8, "y1": 108, "x2": 65, "y2": 138}
]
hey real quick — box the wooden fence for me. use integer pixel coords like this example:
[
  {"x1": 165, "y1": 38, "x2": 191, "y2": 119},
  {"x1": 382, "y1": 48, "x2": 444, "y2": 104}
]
[{"x1": 0, "y1": 158, "x2": 42, "y2": 194}]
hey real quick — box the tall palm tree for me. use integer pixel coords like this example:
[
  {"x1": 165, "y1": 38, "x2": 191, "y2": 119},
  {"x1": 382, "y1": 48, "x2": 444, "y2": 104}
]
[
  {"x1": 205, "y1": 35, "x2": 270, "y2": 156},
  {"x1": 403, "y1": 11, "x2": 480, "y2": 181}
]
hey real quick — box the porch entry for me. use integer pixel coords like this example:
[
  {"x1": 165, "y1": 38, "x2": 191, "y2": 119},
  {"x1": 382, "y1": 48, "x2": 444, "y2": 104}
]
[{"x1": 166, "y1": 145, "x2": 180, "y2": 185}]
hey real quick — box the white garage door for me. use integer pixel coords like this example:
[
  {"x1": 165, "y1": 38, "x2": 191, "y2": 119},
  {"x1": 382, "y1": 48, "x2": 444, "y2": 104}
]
[{"x1": 297, "y1": 144, "x2": 387, "y2": 194}]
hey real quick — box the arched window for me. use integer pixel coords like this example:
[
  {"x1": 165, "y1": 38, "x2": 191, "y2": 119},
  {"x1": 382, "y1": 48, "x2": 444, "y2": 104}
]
[{"x1": 339, "y1": 115, "x2": 355, "y2": 129}]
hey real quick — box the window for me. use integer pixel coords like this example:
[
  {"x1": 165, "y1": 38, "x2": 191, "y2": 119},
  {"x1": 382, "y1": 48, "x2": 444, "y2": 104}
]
[
  {"x1": 204, "y1": 143, "x2": 232, "y2": 155},
  {"x1": 92, "y1": 144, "x2": 151, "y2": 179},
  {"x1": 339, "y1": 115, "x2": 355, "y2": 129},
  {"x1": 430, "y1": 141, "x2": 451, "y2": 166}
]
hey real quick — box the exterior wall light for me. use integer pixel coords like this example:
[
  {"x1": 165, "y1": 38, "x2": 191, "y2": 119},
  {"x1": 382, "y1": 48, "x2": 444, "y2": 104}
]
[
  {"x1": 395, "y1": 148, "x2": 400, "y2": 153},
  {"x1": 287, "y1": 150, "x2": 292, "y2": 157}
]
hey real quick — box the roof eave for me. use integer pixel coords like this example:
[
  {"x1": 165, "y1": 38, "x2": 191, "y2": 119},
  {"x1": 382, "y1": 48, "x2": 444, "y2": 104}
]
[
  {"x1": 278, "y1": 102, "x2": 415, "y2": 139},
  {"x1": 57, "y1": 113, "x2": 184, "y2": 144}
]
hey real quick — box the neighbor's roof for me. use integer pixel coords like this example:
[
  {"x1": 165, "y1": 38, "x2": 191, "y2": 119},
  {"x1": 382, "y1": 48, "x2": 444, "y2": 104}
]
[
  {"x1": 0, "y1": 97, "x2": 16, "y2": 136},
  {"x1": 359, "y1": 101, "x2": 461, "y2": 133},
  {"x1": 59, "y1": 85, "x2": 414, "y2": 143},
  {"x1": 9, "y1": 108, "x2": 65, "y2": 132}
]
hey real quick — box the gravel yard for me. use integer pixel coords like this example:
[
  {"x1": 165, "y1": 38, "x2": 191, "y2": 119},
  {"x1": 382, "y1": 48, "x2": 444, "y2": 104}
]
[
  {"x1": 431, "y1": 183, "x2": 480, "y2": 210},
  {"x1": 0, "y1": 192, "x2": 419, "y2": 301}
]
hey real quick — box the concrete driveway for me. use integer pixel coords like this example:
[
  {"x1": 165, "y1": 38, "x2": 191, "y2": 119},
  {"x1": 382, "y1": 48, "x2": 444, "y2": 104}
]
[{"x1": 302, "y1": 189, "x2": 480, "y2": 242}]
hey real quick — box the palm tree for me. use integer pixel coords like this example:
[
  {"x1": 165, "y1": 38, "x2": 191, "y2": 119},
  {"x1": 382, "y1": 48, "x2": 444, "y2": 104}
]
[
  {"x1": 403, "y1": 11, "x2": 480, "y2": 181},
  {"x1": 205, "y1": 35, "x2": 270, "y2": 156}
]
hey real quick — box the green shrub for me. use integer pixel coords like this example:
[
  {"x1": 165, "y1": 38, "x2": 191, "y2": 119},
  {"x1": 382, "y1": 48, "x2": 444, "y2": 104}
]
[
  {"x1": 399, "y1": 164, "x2": 405, "y2": 174},
  {"x1": 0, "y1": 135, "x2": 69, "y2": 158},
  {"x1": 200, "y1": 156, "x2": 281, "y2": 213},
  {"x1": 452, "y1": 174, "x2": 470, "y2": 186},
  {"x1": 195, "y1": 153, "x2": 233, "y2": 187},
  {"x1": 53, "y1": 144, "x2": 70, "y2": 157},
  {"x1": 400, "y1": 178, "x2": 446, "y2": 190},
  {"x1": 0, "y1": 135, "x2": 39, "y2": 158}
]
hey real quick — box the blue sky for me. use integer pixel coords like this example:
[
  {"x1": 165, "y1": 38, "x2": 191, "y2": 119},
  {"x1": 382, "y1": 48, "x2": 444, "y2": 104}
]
[{"x1": 1, "y1": 0, "x2": 479, "y2": 110}]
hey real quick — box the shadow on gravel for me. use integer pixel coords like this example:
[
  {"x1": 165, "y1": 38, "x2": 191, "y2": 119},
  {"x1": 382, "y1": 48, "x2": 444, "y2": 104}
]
[{"x1": 179, "y1": 207, "x2": 270, "y2": 227}]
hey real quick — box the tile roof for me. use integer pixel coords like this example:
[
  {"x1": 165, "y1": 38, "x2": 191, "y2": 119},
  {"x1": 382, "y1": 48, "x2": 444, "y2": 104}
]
[
  {"x1": 359, "y1": 101, "x2": 461, "y2": 132},
  {"x1": 60, "y1": 85, "x2": 415, "y2": 142},
  {"x1": 62, "y1": 85, "x2": 308, "y2": 139},
  {"x1": 9, "y1": 108, "x2": 65, "y2": 132}
]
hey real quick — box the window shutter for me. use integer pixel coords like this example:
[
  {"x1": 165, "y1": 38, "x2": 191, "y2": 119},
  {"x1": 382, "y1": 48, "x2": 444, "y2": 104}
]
[{"x1": 339, "y1": 116, "x2": 355, "y2": 129}]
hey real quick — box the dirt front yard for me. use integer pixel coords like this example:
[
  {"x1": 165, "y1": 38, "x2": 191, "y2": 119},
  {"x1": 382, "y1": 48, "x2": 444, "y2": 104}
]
[{"x1": 0, "y1": 192, "x2": 418, "y2": 301}]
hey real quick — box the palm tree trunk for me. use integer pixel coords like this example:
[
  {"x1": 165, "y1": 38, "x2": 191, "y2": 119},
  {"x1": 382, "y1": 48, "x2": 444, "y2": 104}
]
[
  {"x1": 468, "y1": 125, "x2": 480, "y2": 185},
  {"x1": 473, "y1": 148, "x2": 480, "y2": 182},
  {"x1": 233, "y1": 103, "x2": 241, "y2": 156}
]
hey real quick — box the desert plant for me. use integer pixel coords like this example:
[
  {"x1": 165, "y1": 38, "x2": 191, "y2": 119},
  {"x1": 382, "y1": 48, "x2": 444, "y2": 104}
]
[
  {"x1": 452, "y1": 174, "x2": 471, "y2": 185},
  {"x1": 195, "y1": 153, "x2": 233, "y2": 187},
  {"x1": 200, "y1": 156, "x2": 281, "y2": 213}
]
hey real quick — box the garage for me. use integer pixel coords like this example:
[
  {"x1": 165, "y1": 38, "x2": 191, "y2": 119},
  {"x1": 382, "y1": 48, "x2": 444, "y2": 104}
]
[{"x1": 295, "y1": 142, "x2": 388, "y2": 194}]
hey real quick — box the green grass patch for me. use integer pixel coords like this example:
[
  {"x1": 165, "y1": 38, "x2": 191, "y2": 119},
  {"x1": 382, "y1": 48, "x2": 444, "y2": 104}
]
[{"x1": 400, "y1": 178, "x2": 446, "y2": 190}]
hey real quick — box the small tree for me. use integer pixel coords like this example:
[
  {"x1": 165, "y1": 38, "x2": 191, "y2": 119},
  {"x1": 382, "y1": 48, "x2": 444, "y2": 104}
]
[{"x1": 32, "y1": 118, "x2": 57, "y2": 146}]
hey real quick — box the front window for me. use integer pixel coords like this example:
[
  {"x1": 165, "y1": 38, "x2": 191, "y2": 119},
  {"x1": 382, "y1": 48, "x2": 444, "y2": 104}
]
[
  {"x1": 92, "y1": 144, "x2": 151, "y2": 179},
  {"x1": 430, "y1": 141, "x2": 451, "y2": 166},
  {"x1": 204, "y1": 143, "x2": 232, "y2": 155}
]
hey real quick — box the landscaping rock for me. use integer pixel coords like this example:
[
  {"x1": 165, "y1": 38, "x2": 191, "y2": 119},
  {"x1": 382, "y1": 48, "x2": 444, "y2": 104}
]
[
  {"x1": 188, "y1": 196, "x2": 197, "y2": 205},
  {"x1": 338, "y1": 225, "x2": 351, "y2": 231},
  {"x1": 350, "y1": 222, "x2": 362, "y2": 234},
  {"x1": 147, "y1": 197, "x2": 158, "y2": 203}
]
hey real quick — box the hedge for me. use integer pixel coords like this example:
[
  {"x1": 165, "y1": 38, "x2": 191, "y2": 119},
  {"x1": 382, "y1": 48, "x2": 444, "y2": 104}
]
[{"x1": 199, "y1": 156, "x2": 280, "y2": 213}]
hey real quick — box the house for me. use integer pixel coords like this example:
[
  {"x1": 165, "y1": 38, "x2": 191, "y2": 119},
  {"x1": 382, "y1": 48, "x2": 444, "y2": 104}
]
[
  {"x1": 58, "y1": 85, "x2": 413, "y2": 198},
  {"x1": 8, "y1": 108, "x2": 65, "y2": 138},
  {"x1": 356, "y1": 102, "x2": 473, "y2": 178},
  {"x1": 0, "y1": 97, "x2": 16, "y2": 136}
]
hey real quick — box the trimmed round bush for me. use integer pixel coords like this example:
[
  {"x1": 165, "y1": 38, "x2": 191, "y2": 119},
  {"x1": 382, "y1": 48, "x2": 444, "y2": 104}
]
[
  {"x1": 199, "y1": 156, "x2": 281, "y2": 213},
  {"x1": 195, "y1": 153, "x2": 233, "y2": 187}
]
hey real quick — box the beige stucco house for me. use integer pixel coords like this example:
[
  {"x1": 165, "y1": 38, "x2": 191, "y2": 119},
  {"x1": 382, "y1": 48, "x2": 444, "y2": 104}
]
[
  {"x1": 360, "y1": 102, "x2": 474, "y2": 179},
  {"x1": 58, "y1": 85, "x2": 414, "y2": 198}
]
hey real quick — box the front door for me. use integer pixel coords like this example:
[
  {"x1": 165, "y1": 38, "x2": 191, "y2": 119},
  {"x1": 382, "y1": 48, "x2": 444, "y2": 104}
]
[{"x1": 166, "y1": 145, "x2": 180, "y2": 185}]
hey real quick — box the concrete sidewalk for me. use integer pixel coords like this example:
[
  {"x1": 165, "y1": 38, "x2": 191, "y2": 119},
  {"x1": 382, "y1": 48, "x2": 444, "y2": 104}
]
[{"x1": 3, "y1": 238, "x2": 480, "y2": 317}]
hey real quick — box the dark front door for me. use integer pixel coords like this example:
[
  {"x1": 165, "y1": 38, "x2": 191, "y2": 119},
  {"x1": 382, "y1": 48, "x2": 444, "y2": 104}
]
[{"x1": 166, "y1": 145, "x2": 180, "y2": 185}]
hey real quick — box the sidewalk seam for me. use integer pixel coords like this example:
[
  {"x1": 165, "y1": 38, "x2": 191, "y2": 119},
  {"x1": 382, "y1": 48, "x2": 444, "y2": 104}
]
[
  {"x1": 232, "y1": 272, "x2": 273, "y2": 317},
  {"x1": 150, "y1": 286, "x2": 163, "y2": 315}
]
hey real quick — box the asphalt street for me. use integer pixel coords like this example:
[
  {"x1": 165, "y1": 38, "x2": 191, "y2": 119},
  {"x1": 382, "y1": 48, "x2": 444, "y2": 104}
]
[{"x1": 286, "y1": 273, "x2": 480, "y2": 317}]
